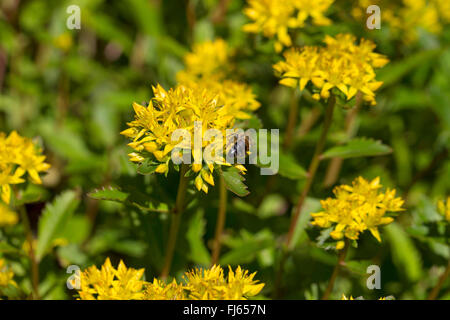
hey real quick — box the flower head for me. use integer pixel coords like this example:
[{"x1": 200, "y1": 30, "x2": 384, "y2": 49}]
[
  {"x1": 243, "y1": 0, "x2": 334, "y2": 52},
  {"x1": 144, "y1": 265, "x2": 264, "y2": 300},
  {"x1": 273, "y1": 33, "x2": 388, "y2": 105},
  {"x1": 0, "y1": 131, "x2": 50, "y2": 204},
  {"x1": 352, "y1": 0, "x2": 447, "y2": 43},
  {"x1": 311, "y1": 177, "x2": 404, "y2": 250},
  {"x1": 176, "y1": 39, "x2": 261, "y2": 120},
  {"x1": 77, "y1": 258, "x2": 146, "y2": 300}
]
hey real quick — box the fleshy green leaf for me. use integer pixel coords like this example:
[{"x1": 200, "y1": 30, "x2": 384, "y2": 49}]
[
  {"x1": 321, "y1": 138, "x2": 392, "y2": 159},
  {"x1": 36, "y1": 191, "x2": 80, "y2": 261},
  {"x1": 186, "y1": 210, "x2": 211, "y2": 265},
  {"x1": 88, "y1": 187, "x2": 129, "y2": 202},
  {"x1": 385, "y1": 222, "x2": 422, "y2": 282},
  {"x1": 278, "y1": 152, "x2": 308, "y2": 180}
]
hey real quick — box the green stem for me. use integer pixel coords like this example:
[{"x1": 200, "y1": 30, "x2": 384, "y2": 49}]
[
  {"x1": 283, "y1": 90, "x2": 300, "y2": 150},
  {"x1": 160, "y1": 164, "x2": 189, "y2": 280},
  {"x1": 286, "y1": 94, "x2": 336, "y2": 249},
  {"x1": 322, "y1": 239, "x2": 350, "y2": 300},
  {"x1": 19, "y1": 206, "x2": 40, "y2": 300},
  {"x1": 273, "y1": 95, "x2": 336, "y2": 298},
  {"x1": 211, "y1": 175, "x2": 228, "y2": 266},
  {"x1": 427, "y1": 250, "x2": 450, "y2": 300}
]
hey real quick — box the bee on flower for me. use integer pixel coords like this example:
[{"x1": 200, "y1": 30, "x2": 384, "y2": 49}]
[
  {"x1": 243, "y1": 0, "x2": 334, "y2": 52},
  {"x1": 0, "y1": 131, "x2": 51, "y2": 204},
  {"x1": 311, "y1": 177, "x2": 404, "y2": 250},
  {"x1": 122, "y1": 84, "x2": 252, "y2": 193},
  {"x1": 273, "y1": 33, "x2": 389, "y2": 105}
]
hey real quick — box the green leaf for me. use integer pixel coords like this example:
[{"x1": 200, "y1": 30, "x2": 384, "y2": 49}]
[
  {"x1": 220, "y1": 230, "x2": 274, "y2": 265},
  {"x1": 88, "y1": 187, "x2": 129, "y2": 203},
  {"x1": 137, "y1": 159, "x2": 160, "y2": 175},
  {"x1": 221, "y1": 167, "x2": 250, "y2": 197},
  {"x1": 290, "y1": 197, "x2": 321, "y2": 248},
  {"x1": 278, "y1": 152, "x2": 308, "y2": 180},
  {"x1": 377, "y1": 49, "x2": 441, "y2": 87},
  {"x1": 385, "y1": 222, "x2": 422, "y2": 282},
  {"x1": 186, "y1": 210, "x2": 211, "y2": 265},
  {"x1": 321, "y1": 138, "x2": 392, "y2": 159},
  {"x1": 36, "y1": 191, "x2": 80, "y2": 261}
]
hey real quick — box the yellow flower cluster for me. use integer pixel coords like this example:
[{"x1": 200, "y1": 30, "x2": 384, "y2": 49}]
[
  {"x1": 0, "y1": 259, "x2": 16, "y2": 288},
  {"x1": 341, "y1": 294, "x2": 390, "y2": 300},
  {"x1": 0, "y1": 131, "x2": 51, "y2": 204},
  {"x1": 77, "y1": 258, "x2": 146, "y2": 300},
  {"x1": 76, "y1": 259, "x2": 264, "y2": 300},
  {"x1": 176, "y1": 39, "x2": 260, "y2": 120},
  {"x1": 311, "y1": 177, "x2": 404, "y2": 250},
  {"x1": 145, "y1": 265, "x2": 264, "y2": 300},
  {"x1": 437, "y1": 197, "x2": 450, "y2": 222},
  {"x1": 352, "y1": 0, "x2": 450, "y2": 43},
  {"x1": 273, "y1": 33, "x2": 389, "y2": 105},
  {"x1": 122, "y1": 84, "x2": 243, "y2": 193},
  {"x1": 124, "y1": 39, "x2": 260, "y2": 193},
  {"x1": 243, "y1": 0, "x2": 334, "y2": 52},
  {"x1": 0, "y1": 203, "x2": 18, "y2": 227}
]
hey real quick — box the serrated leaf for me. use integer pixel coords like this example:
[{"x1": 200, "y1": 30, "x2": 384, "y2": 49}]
[
  {"x1": 221, "y1": 167, "x2": 249, "y2": 197},
  {"x1": 36, "y1": 191, "x2": 80, "y2": 261},
  {"x1": 321, "y1": 138, "x2": 392, "y2": 159},
  {"x1": 88, "y1": 188, "x2": 129, "y2": 202},
  {"x1": 137, "y1": 158, "x2": 159, "y2": 175}
]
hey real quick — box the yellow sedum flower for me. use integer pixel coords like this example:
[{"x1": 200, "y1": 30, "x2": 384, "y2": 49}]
[
  {"x1": 176, "y1": 39, "x2": 260, "y2": 120},
  {"x1": 274, "y1": 33, "x2": 388, "y2": 105},
  {"x1": 0, "y1": 131, "x2": 50, "y2": 204},
  {"x1": 145, "y1": 265, "x2": 264, "y2": 300},
  {"x1": 0, "y1": 258, "x2": 16, "y2": 288},
  {"x1": 243, "y1": 0, "x2": 334, "y2": 52},
  {"x1": 0, "y1": 203, "x2": 18, "y2": 227},
  {"x1": 352, "y1": 0, "x2": 448, "y2": 43},
  {"x1": 77, "y1": 258, "x2": 146, "y2": 300},
  {"x1": 437, "y1": 197, "x2": 450, "y2": 222},
  {"x1": 311, "y1": 177, "x2": 404, "y2": 250},
  {"x1": 76, "y1": 260, "x2": 264, "y2": 300}
]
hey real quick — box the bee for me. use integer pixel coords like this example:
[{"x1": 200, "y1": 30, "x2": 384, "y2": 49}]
[{"x1": 226, "y1": 131, "x2": 251, "y2": 163}]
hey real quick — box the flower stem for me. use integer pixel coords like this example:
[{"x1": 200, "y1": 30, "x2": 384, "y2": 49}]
[
  {"x1": 160, "y1": 163, "x2": 189, "y2": 280},
  {"x1": 211, "y1": 175, "x2": 228, "y2": 266},
  {"x1": 427, "y1": 257, "x2": 450, "y2": 300},
  {"x1": 19, "y1": 206, "x2": 40, "y2": 300},
  {"x1": 273, "y1": 94, "x2": 336, "y2": 298},
  {"x1": 324, "y1": 93, "x2": 362, "y2": 188},
  {"x1": 286, "y1": 94, "x2": 336, "y2": 249},
  {"x1": 283, "y1": 90, "x2": 300, "y2": 150},
  {"x1": 322, "y1": 239, "x2": 350, "y2": 300}
]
